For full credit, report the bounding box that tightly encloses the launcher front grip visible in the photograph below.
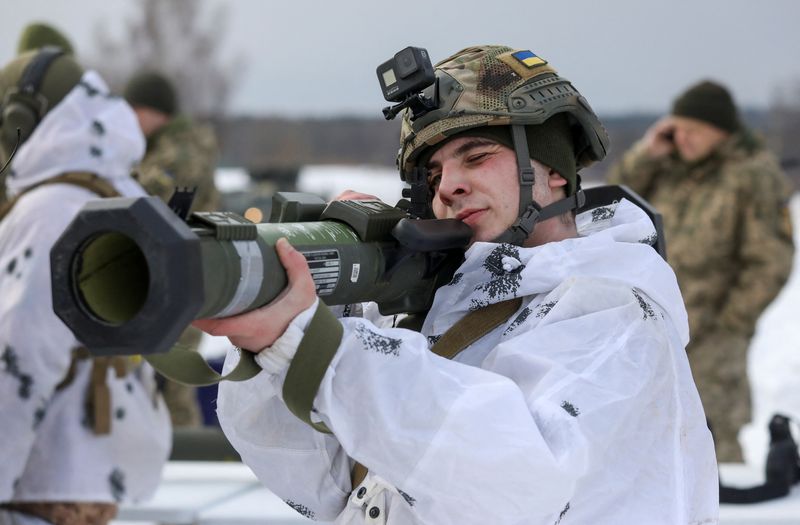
[50,196,471,356]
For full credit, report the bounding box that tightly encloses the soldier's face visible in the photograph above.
[672,116,730,163]
[131,106,170,137]
[426,136,562,245]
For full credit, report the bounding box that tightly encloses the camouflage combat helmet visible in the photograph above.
[398,45,610,245]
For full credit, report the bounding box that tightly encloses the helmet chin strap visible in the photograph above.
[492,125,585,246]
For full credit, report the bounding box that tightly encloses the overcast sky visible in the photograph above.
[2,0,799,118]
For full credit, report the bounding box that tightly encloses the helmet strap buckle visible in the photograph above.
[516,201,542,235]
[493,125,542,245]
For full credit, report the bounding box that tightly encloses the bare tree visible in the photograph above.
[88,0,245,117]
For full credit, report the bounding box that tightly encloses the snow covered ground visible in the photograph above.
[296,164,406,205]
[741,193,800,468]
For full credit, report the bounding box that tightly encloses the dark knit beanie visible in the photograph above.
[671,80,740,133]
[17,23,74,55]
[418,113,578,195]
[124,72,178,116]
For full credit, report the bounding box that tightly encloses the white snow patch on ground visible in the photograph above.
[296,164,406,205]
[741,192,800,468]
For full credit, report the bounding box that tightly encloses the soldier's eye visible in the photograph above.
[466,152,489,163]
[428,174,441,191]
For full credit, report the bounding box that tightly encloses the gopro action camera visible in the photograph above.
[377,46,435,103]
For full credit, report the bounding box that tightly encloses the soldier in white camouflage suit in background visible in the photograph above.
[0,48,170,525]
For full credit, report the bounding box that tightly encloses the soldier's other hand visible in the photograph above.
[333,190,382,202]
[192,238,316,352]
[643,117,676,159]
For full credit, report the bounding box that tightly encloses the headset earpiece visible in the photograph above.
[2,92,41,143]
[0,47,64,146]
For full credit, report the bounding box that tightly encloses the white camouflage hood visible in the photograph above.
[423,198,689,346]
[5,70,145,198]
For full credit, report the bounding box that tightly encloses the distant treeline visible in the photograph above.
[209,109,800,190]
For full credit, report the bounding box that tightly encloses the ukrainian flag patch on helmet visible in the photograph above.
[511,50,547,68]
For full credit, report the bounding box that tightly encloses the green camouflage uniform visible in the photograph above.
[607,131,794,461]
[136,115,219,427]
[136,114,220,212]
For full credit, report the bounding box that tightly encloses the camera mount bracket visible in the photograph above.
[382,78,439,121]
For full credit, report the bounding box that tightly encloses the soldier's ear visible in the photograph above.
[547,169,568,189]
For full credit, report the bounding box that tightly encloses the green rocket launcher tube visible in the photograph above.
[50,194,471,357]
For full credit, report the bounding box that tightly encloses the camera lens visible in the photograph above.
[395,48,418,78]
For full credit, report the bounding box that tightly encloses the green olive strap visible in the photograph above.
[430,297,523,359]
[350,296,524,488]
[282,302,343,434]
[145,345,261,387]
[0,171,118,221]
[145,303,344,389]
